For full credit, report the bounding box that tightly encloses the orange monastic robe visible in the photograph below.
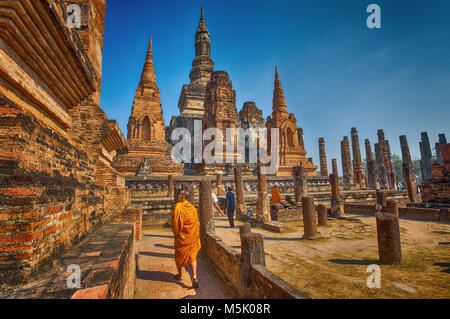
[171,200,201,269]
[271,187,282,204]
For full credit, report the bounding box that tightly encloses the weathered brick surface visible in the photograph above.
[0,223,136,299]
[0,0,127,285]
[250,265,309,299]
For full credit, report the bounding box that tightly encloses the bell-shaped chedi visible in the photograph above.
[265,67,317,176]
[112,36,183,176]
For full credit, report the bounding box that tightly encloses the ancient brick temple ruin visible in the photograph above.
[0,0,133,285]
[196,71,242,175]
[112,36,183,176]
[419,142,450,205]
[266,67,317,176]
[239,101,265,173]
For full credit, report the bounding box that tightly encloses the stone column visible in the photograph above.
[234,164,247,219]
[318,138,328,177]
[167,175,174,197]
[301,196,318,239]
[184,184,195,205]
[331,159,339,179]
[386,141,398,189]
[386,200,398,217]
[239,222,251,239]
[317,204,327,227]
[376,190,387,212]
[174,185,181,203]
[400,136,417,202]
[376,212,402,265]
[256,161,270,225]
[351,128,366,189]
[198,180,215,255]
[375,143,388,189]
[241,233,265,298]
[341,137,353,184]
[293,164,307,203]
[216,173,223,196]
[365,139,378,190]
[420,132,433,182]
[377,130,392,189]
[330,173,344,217]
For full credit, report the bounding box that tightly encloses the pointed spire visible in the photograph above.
[273,66,288,115]
[139,34,157,87]
[197,5,209,34]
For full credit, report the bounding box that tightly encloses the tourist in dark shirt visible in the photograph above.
[224,186,236,228]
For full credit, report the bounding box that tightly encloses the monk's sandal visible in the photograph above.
[192,278,199,288]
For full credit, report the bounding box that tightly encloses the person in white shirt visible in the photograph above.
[211,192,225,217]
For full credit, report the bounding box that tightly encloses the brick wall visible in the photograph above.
[0,223,137,299]
[0,95,110,283]
[250,265,309,299]
[203,232,242,297]
[202,231,310,299]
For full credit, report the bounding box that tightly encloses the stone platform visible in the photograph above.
[0,224,137,299]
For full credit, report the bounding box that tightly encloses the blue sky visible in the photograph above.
[100,0,449,172]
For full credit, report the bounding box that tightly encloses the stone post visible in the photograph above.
[174,185,181,204]
[239,222,251,240]
[241,233,265,298]
[376,212,402,265]
[351,128,366,189]
[318,138,328,177]
[317,204,327,227]
[301,197,318,239]
[386,200,399,217]
[256,161,270,225]
[419,132,433,182]
[216,173,223,196]
[376,190,387,212]
[386,141,398,189]
[341,137,353,184]
[184,184,195,205]
[365,139,378,190]
[293,164,307,203]
[375,143,388,189]
[198,180,215,255]
[330,173,344,217]
[167,175,174,197]
[234,164,247,219]
[331,158,339,179]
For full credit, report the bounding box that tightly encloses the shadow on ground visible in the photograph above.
[435,262,450,274]
[329,259,379,265]
[136,269,192,289]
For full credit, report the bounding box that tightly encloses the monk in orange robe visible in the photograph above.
[171,189,201,288]
[271,186,282,204]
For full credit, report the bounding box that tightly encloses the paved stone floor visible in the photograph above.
[134,228,227,299]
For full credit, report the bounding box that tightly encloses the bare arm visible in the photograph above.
[214,202,225,216]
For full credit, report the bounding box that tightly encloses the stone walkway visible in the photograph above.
[134,228,227,299]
